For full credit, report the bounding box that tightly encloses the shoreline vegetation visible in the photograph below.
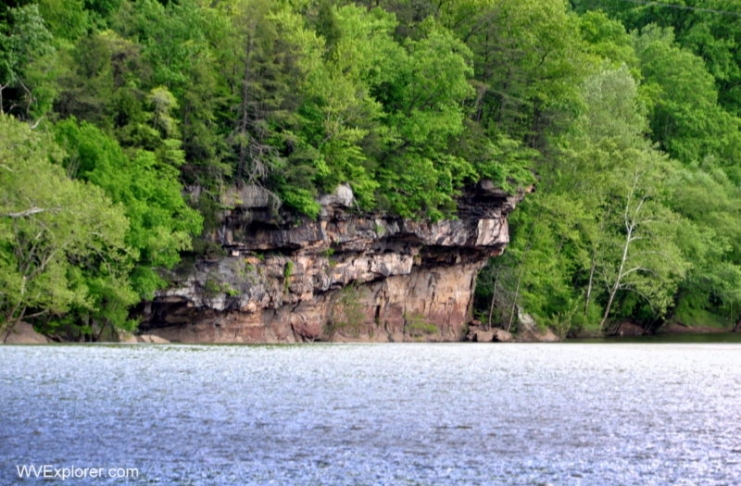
[2,1,741,342]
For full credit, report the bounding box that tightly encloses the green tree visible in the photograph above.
[119,0,231,184]
[445,0,588,144]
[54,118,203,298]
[299,3,394,207]
[596,158,688,330]
[665,163,741,327]
[38,0,90,41]
[54,29,144,132]
[633,25,733,165]
[572,0,741,116]
[480,66,691,334]
[373,19,477,218]
[0,4,55,118]
[0,115,135,339]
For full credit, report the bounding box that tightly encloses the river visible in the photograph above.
[1,343,740,485]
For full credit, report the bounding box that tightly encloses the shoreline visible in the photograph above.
[3,324,739,345]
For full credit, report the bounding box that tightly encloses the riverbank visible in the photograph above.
[5,328,740,345]
[3,318,737,345]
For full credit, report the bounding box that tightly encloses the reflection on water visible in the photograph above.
[579,332,741,344]
[1,343,740,485]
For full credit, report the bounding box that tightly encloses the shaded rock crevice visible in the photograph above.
[138,183,522,343]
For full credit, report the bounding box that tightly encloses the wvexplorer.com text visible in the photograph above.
[16,464,139,481]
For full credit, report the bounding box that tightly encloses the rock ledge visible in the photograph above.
[139,183,522,343]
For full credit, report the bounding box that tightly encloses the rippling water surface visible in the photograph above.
[1,343,741,485]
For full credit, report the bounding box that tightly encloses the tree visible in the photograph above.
[299,3,394,207]
[37,0,89,41]
[54,118,202,298]
[572,0,741,116]
[665,164,741,326]
[372,18,477,218]
[0,4,55,118]
[0,115,134,340]
[596,159,688,330]
[633,25,731,165]
[54,29,144,132]
[120,0,231,185]
[479,65,692,334]
[229,0,306,186]
[444,0,588,145]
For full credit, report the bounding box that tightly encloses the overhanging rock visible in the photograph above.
[138,182,523,343]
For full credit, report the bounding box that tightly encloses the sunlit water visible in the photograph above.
[1,343,740,485]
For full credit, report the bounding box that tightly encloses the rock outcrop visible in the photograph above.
[138,182,522,343]
[512,307,560,342]
[2,322,50,344]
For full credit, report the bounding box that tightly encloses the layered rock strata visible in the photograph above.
[139,183,521,343]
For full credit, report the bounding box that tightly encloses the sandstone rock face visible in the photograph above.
[139,183,521,343]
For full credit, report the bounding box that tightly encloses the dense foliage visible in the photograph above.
[1,0,740,337]
[478,0,741,335]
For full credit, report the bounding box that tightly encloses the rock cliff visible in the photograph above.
[138,182,521,343]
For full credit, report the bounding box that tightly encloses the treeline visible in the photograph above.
[477,0,741,334]
[1,0,740,338]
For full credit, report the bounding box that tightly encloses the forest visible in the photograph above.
[1,0,740,339]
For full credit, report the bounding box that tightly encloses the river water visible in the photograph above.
[1,343,740,485]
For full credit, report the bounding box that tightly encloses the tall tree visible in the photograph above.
[596,158,687,330]
[0,115,134,339]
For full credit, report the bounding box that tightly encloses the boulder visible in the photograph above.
[517,328,560,343]
[118,331,139,343]
[466,326,513,343]
[492,328,514,342]
[614,322,645,337]
[318,183,355,208]
[2,322,50,344]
